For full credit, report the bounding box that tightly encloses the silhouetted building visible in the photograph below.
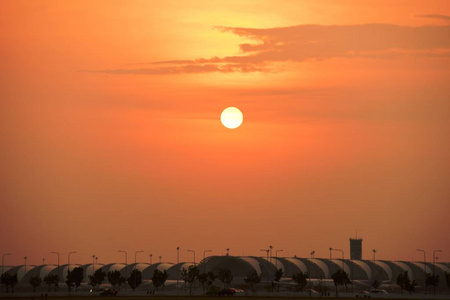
[350,238,362,260]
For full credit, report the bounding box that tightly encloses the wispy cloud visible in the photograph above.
[84,23,450,75]
[414,14,450,21]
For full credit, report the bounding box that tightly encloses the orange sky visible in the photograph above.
[1,0,449,266]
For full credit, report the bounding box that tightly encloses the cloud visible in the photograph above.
[414,14,450,21]
[84,23,450,75]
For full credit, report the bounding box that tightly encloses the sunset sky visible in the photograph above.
[1,0,449,266]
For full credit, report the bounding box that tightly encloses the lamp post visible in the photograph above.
[68,251,76,272]
[333,249,344,269]
[50,252,60,283]
[433,250,442,275]
[159,256,162,263]
[416,249,426,294]
[373,249,377,261]
[310,251,315,259]
[187,250,196,265]
[176,247,180,293]
[269,245,273,264]
[275,250,283,269]
[24,256,28,273]
[225,248,230,256]
[329,248,333,260]
[43,258,45,265]
[203,250,212,272]
[150,254,153,265]
[118,250,127,291]
[92,255,96,273]
[260,249,269,282]
[134,250,143,291]
[2,253,11,276]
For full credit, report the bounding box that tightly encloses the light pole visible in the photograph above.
[24,256,28,273]
[42,258,45,265]
[176,247,180,293]
[159,256,162,263]
[433,250,442,275]
[329,248,333,260]
[260,249,269,282]
[92,255,96,273]
[269,245,273,264]
[416,249,426,294]
[225,248,230,256]
[150,254,153,265]
[333,249,344,269]
[68,251,76,272]
[275,250,283,269]
[50,251,60,283]
[373,249,377,261]
[310,251,315,259]
[187,250,196,265]
[118,250,127,291]
[135,250,143,265]
[203,250,212,272]
[2,253,11,276]
[134,250,143,291]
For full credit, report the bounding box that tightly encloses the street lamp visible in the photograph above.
[159,256,162,263]
[203,250,212,272]
[269,245,273,263]
[225,248,230,256]
[329,248,333,260]
[187,250,196,265]
[432,250,442,275]
[24,256,28,273]
[2,253,11,276]
[119,250,128,291]
[373,249,377,261]
[310,251,315,259]
[68,251,77,272]
[275,250,283,269]
[134,250,143,291]
[92,255,96,273]
[50,252,60,283]
[42,258,45,265]
[333,249,344,269]
[416,249,426,274]
[260,249,269,282]
[176,247,180,293]
[150,254,153,265]
[135,250,143,265]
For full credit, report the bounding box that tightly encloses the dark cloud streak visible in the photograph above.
[83,23,450,75]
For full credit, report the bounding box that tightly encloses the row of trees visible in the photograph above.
[3,267,450,294]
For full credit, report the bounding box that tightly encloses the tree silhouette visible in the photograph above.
[197,273,208,295]
[151,269,168,291]
[425,273,439,294]
[218,268,233,288]
[66,267,84,291]
[88,268,106,291]
[186,265,200,295]
[206,271,217,291]
[127,269,142,291]
[274,268,283,292]
[43,274,59,292]
[292,272,308,292]
[445,272,450,292]
[29,275,42,292]
[331,269,351,296]
[107,270,126,291]
[180,268,189,291]
[244,269,262,292]
[1,273,18,293]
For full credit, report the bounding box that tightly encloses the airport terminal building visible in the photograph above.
[2,255,449,293]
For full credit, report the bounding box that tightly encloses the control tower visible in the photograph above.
[350,237,363,260]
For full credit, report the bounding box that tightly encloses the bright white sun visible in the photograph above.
[221,107,243,129]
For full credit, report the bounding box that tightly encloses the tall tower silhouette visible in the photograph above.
[350,236,363,260]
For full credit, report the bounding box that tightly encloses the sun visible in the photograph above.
[221,107,243,129]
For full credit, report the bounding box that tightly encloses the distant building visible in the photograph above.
[350,237,363,260]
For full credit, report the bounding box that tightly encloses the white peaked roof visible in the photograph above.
[372,260,392,281]
[350,260,371,279]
